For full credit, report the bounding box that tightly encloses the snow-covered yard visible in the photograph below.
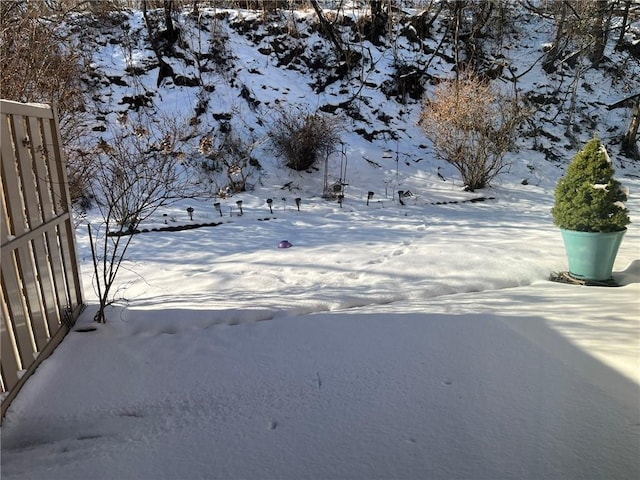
[1,172,638,479]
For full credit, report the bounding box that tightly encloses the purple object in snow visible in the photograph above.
[278,240,292,249]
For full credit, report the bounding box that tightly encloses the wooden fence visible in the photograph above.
[1,100,84,419]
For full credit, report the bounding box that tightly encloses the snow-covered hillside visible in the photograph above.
[74,4,639,197]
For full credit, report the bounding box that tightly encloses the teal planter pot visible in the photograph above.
[560,229,626,281]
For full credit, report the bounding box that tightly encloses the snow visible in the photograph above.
[2,6,639,480]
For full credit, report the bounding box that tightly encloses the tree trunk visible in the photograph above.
[616,0,632,48]
[164,0,177,44]
[367,0,388,45]
[542,1,567,73]
[622,100,640,159]
[309,0,345,60]
[588,0,608,66]
[142,0,175,86]
[142,0,148,26]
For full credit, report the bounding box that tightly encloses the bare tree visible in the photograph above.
[142,0,182,86]
[624,100,640,159]
[309,0,357,67]
[537,0,620,141]
[615,0,634,48]
[542,0,614,71]
[623,100,640,159]
[86,114,201,323]
[588,0,611,66]
[609,93,640,159]
[163,0,177,41]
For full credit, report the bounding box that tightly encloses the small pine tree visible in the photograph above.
[552,138,630,233]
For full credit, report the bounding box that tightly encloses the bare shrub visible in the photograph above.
[0,2,87,133]
[419,69,526,191]
[1,1,94,207]
[86,114,202,323]
[269,107,342,171]
[196,125,261,196]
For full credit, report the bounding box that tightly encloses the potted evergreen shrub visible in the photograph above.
[552,138,630,282]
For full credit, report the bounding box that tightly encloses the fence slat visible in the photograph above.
[24,116,61,335]
[1,114,25,238]
[43,115,69,215]
[1,253,35,366]
[28,116,56,221]
[13,114,44,231]
[1,156,12,244]
[1,297,21,391]
[50,107,83,308]
[15,243,50,351]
